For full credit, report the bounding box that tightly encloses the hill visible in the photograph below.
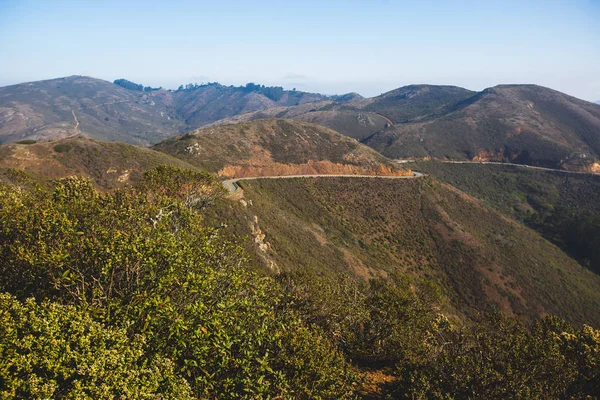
[357,84,476,123]
[153,119,409,178]
[0,76,335,146]
[365,85,600,171]
[0,76,187,146]
[210,84,475,141]
[204,176,600,326]
[0,137,200,189]
[211,84,600,172]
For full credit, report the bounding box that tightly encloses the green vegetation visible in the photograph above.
[0,167,357,398]
[1,165,600,398]
[278,270,600,399]
[14,139,37,144]
[390,314,600,399]
[113,78,160,92]
[53,143,72,153]
[414,161,600,273]
[0,294,191,399]
[205,177,600,326]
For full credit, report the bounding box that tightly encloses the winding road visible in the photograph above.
[222,172,425,198]
[394,159,599,176]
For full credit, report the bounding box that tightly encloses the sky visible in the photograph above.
[0,0,599,100]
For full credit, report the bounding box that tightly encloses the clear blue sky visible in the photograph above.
[1,0,598,100]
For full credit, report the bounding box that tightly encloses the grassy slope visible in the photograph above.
[412,161,600,272]
[153,118,403,177]
[0,137,200,189]
[204,176,600,327]
[412,161,600,216]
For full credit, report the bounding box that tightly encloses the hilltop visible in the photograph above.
[0,137,200,189]
[0,76,187,145]
[153,118,408,178]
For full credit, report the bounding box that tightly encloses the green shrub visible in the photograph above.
[0,293,191,399]
[14,139,37,145]
[53,143,72,153]
[0,167,358,398]
[391,314,600,399]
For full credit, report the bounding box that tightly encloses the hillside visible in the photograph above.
[412,160,600,273]
[210,84,475,141]
[365,85,600,171]
[0,76,187,146]
[0,137,200,189]
[210,84,600,172]
[357,84,476,123]
[0,76,334,146]
[205,176,600,327]
[153,119,409,178]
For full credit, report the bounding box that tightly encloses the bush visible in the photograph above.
[391,314,600,399]
[0,167,358,398]
[0,293,191,399]
[53,143,72,153]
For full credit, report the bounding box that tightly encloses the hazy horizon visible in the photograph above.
[1,0,598,101]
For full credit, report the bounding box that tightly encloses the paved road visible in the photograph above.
[393,159,599,176]
[222,172,425,197]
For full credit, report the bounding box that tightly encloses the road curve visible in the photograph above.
[222,172,425,197]
[394,159,599,176]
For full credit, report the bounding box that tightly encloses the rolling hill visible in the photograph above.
[211,84,600,172]
[210,84,475,141]
[0,76,186,145]
[364,85,600,171]
[0,76,336,146]
[153,118,409,178]
[0,137,200,189]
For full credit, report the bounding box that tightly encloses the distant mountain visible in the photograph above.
[2,77,599,172]
[215,84,600,172]
[595,100,600,105]
[211,84,474,141]
[357,84,476,123]
[0,137,199,189]
[364,85,600,171]
[0,76,187,146]
[153,119,407,178]
[0,76,339,146]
